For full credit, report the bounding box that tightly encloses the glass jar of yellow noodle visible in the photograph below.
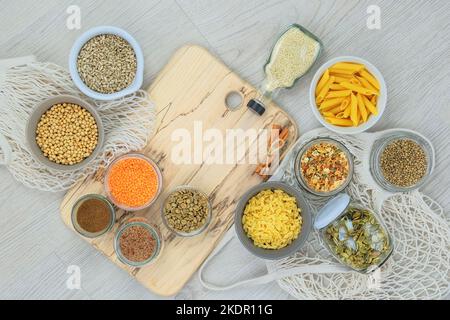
[247,24,323,115]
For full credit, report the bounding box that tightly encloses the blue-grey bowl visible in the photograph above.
[235,181,312,260]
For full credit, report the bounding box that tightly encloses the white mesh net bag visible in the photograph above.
[0,56,155,192]
[199,128,450,300]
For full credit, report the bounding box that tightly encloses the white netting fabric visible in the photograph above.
[266,127,450,300]
[198,127,449,300]
[0,58,155,192]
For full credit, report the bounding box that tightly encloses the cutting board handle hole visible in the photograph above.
[225,91,243,111]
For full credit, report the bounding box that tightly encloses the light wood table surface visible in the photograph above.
[0,0,449,299]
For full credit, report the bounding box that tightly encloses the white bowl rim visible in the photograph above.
[309,56,387,135]
[69,26,144,101]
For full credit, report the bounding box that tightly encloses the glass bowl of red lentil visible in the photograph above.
[71,194,116,238]
[369,130,435,193]
[104,153,163,211]
[293,138,354,197]
[160,185,212,237]
[114,218,162,267]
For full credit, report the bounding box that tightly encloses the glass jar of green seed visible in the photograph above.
[314,194,393,273]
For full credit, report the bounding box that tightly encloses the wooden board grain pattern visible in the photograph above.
[60,45,298,296]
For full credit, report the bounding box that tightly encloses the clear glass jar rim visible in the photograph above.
[294,137,354,197]
[369,130,435,192]
[114,221,162,267]
[160,185,212,237]
[104,153,163,211]
[71,193,116,238]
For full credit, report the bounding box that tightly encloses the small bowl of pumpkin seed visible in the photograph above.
[26,95,104,171]
[161,186,212,237]
[69,26,144,101]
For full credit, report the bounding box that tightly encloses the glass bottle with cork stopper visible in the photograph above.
[247,24,323,115]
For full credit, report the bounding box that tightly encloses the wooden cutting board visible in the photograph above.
[60,45,298,296]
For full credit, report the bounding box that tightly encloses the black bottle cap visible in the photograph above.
[247,99,266,116]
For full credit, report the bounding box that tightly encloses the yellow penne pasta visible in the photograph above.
[332,62,364,72]
[331,73,353,80]
[325,90,352,98]
[343,105,351,118]
[349,77,361,85]
[341,82,378,96]
[371,95,377,105]
[339,96,350,111]
[330,83,346,90]
[319,97,345,110]
[316,76,335,104]
[329,67,355,75]
[321,111,335,117]
[334,76,350,83]
[325,117,354,127]
[328,105,343,115]
[316,61,381,128]
[363,95,378,115]
[360,69,380,90]
[356,76,378,92]
[350,94,358,126]
[315,69,330,95]
[356,93,368,122]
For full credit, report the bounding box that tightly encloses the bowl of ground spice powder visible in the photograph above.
[105,153,162,211]
[114,218,162,267]
[71,194,115,238]
[370,130,435,192]
[69,26,144,100]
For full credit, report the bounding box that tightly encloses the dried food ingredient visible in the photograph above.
[300,141,350,193]
[265,27,321,91]
[107,157,159,208]
[75,197,111,233]
[35,103,98,165]
[164,188,209,233]
[380,139,427,187]
[324,207,391,271]
[77,34,137,94]
[242,189,302,250]
[119,225,156,262]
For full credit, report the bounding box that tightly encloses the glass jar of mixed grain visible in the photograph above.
[114,217,163,267]
[293,138,354,196]
[314,194,393,273]
[370,130,435,192]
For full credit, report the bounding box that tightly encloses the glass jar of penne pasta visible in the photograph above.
[247,24,323,115]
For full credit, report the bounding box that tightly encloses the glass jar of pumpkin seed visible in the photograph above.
[314,193,393,273]
[247,24,323,115]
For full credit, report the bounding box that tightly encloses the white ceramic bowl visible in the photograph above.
[69,26,144,101]
[309,56,387,134]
